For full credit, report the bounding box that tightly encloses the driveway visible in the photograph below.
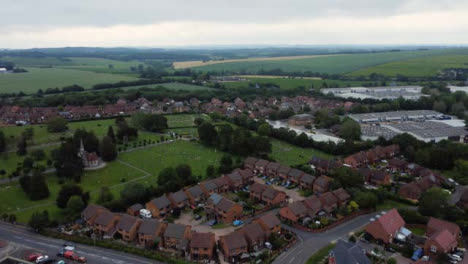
[253,177,305,202]
[175,211,238,239]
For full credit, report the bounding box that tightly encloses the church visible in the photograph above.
[78,140,101,168]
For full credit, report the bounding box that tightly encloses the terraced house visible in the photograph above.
[146,195,172,218]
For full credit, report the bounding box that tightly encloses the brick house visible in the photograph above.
[299,174,316,189]
[255,159,270,174]
[359,168,373,183]
[249,183,267,201]
[265,162,281,178]
[332,188,351,206]
[303,195,323,218]
[344,152,367,168]
[279,201,308,223]
[138,219,166,247]
[185,185,205,205]
[93,211,121,237]
[163,223,191,251]
[244,157,258,170]
[116,214,141,242]
[127,203,143,216]
[388,158,407,172]
[213,198,243,224]
[241,223,266,251]
[288,168,304,184]
[225,171,243,191]
[398,182,423,201]
[365,209,405,244]
[254,213,281,236]
[82,204,109,226]
[190,232,215,261]
[370,171,391,185]
[200,180,218,195]
[277,165,292,181]
[261,187,287,207]
[319,192,339,213]
[238,168,254,184]
[168,190,189,209]
[146,195,172,218]
[426,217,461,238]
[424,230,458,255]
[219,232,248,262]
[313,175,332,194]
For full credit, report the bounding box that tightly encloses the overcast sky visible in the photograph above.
[2,0,468,49]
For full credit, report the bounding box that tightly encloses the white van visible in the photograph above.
[139,209,152,219]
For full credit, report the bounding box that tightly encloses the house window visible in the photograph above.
[430,245,437,253]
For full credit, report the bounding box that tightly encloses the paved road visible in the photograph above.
[273,212,380,264]
[0,222,163,264]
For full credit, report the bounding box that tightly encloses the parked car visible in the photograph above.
[36,255,49,263]
[385,247,396,253]
[27,253,42,261]
[55,261,66,264]
[411,248,423,261]
[208,219,217,226]
[139,209,152,219]
[233,220,244,226]
[449,254,462,262]
[194,214,202,220]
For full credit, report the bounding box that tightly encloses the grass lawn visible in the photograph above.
[376,199,413,211]
[270,139,332,166]
[306,243,335,264]
[409,227,426,236]
[0,67,139,94]
[0,145,57,178]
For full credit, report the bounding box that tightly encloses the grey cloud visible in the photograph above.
[2,0,465,28]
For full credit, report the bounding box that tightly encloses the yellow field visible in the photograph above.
[173,54,336,69]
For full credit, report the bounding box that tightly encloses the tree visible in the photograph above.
[30,149,46,161]
[22,127,34,141]
[157,167,179,192]
[28,170,50,201]
[131,113,168,132]
[107,126,116,143]
[176,164,192,180]
[23,156,35,174]
[100,136,117,161]
[97,186,114,204]
[28,210,50,232]
[47,117,68,132]
[53,139,83,182]
[17,136,27,156]
[219,154,233,173]
[355,191,378,209]
[0,130,5,153]
[198,122,218,146]
[67,195,85,218]
[333,167,363,188]
[257,123,271,137]
[419,187,450,217]
[206,165,216,178]
[56,184,86,209]
[339,119,361,141]
[120,182,146,205]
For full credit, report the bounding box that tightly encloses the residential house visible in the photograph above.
[299,174,316,189]
[190,232,216,261]
[213,176,230,193]
[127,203,143,216]
[398,182,423,201]
[288,114,313,126]
[370,171,391,185]
[82,204,109,226]
[319,192,339,213]
[146,195,172,218]
[168,190,189,209]
[244,157,258,170]
[163,223,191,252]
[255,213,281,236]
[310,157,341,174]
[250,183,267,201]
[344,152,367,168]
[185,185,205,205]
[426,217,461,238]
[219,232,248,262]
[388,158,407,172]
[314,175,332,194]
[200,180,218,195]
[255,159,270,174]
[304,195,323,218]
[138,219,166,247]
[261,187,287,207]
[116,214,141,242]
[225,171,243,191]
[359,168,373,183]
[279,201,308,223]
[93,211,121,238]
[277,165,292,181]
[365,209,405,244]
[265,162,281,178]
[241,223,267,251]
[288,168,304,184]
[213,198,243,224]
[424,230,458,255]
[332,188,351,206]
[328,240,371,264]
[238,168,254,184]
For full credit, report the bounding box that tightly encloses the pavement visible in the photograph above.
[0,222,163,264]
[450,185,467,205]
[273,211,381,264]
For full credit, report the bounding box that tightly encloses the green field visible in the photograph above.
[270,139,332,166]
[223,77,365,90]
[0,67,139,94]
[190,49,468,75]
[348,54,468,77]
[119,82,213,91]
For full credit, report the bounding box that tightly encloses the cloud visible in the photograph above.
[1,0,467,48]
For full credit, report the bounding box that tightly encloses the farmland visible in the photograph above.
[0,67,139,94]
[348,54,468,77]
[222,77,365,90]
[188,49,468,75]
[118,82,213,91]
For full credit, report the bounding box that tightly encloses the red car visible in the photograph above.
[27,253,42,261]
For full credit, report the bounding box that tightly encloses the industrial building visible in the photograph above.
[321,86,425,100]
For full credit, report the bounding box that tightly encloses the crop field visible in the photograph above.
[348,54,468,77]
[223,77,365,90]
[188,49,468,74]
[0,67,139,94]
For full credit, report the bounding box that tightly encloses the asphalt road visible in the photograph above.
[273,211,380,264]
[0,222,163,264]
